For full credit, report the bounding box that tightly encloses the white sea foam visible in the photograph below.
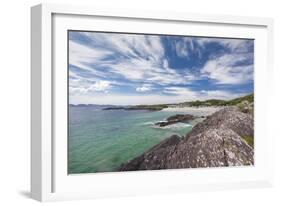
[141,121,155,126]
[152,122,192,129]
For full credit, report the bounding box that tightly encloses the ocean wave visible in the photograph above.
[152,122,192,129]
[140,121,155,126]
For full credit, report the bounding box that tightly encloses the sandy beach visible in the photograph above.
[162,106,225,116]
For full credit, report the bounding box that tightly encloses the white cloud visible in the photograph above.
[197,38,252,53]
[175,41,189,57]
[201,54,253,84]
[69,88,246,105]
[80,32,165,64]
[197,37,253,85]
[164,87,197,96]
[199,90,245,100]
[70,80,111,96]
[164,86,246,101]
[89,81,111,92]
[69,32,197,89]
[69,41,111,78]
[136,87,150,92]
[136,84,154,92]
[173,37,195,58]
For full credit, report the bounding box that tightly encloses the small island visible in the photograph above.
[102,104,169,111]
[155,114,195,127]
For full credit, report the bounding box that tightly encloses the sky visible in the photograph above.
[68,31,254,105]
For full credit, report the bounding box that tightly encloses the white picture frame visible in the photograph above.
[31,3,274,202]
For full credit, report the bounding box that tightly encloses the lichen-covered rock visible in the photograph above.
[119,107,254,171]
[237,100,254,114]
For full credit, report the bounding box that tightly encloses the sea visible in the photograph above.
[68,106,201,174]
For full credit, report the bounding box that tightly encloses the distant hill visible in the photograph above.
[71,93,254,111]
[226,93,254,105]
[103,104,169,111]
[179,93,254,107]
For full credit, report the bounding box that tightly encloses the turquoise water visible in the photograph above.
[68,107,196,174]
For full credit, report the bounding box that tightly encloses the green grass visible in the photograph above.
[179,93,254,107]
[241,135,254,147]
[226,94,254,106]
[116,93,254,111]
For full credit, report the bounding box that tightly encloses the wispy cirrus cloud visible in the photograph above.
[196,37,253,53]
[69,32,196,88]
[69,41,112,78]
[163,86,245,101]
[68,31,254,105]
[201,53,253,84]
[199,38,253,84]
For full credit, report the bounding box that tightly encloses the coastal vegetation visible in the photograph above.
[125,104,169,111]
[179,93,254,107]
[100,93,254,111]
[102,104,168,111]
[241,135,254,147]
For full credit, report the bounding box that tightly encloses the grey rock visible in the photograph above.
[119,107,254,171]
[155,114,194,127]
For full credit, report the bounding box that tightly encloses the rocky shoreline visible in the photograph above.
[119,106,254,171]
[155,114,195,127]
[102,94,254,113]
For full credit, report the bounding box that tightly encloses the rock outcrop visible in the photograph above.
[155,114,194,127]
[119,107,254,171]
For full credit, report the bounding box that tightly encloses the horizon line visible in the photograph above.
[69,92,253,106]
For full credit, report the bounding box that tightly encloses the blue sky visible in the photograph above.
[69,31,254,105]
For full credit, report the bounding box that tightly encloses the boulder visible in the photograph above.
[119,107,254,171]
[155,114,194,127]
